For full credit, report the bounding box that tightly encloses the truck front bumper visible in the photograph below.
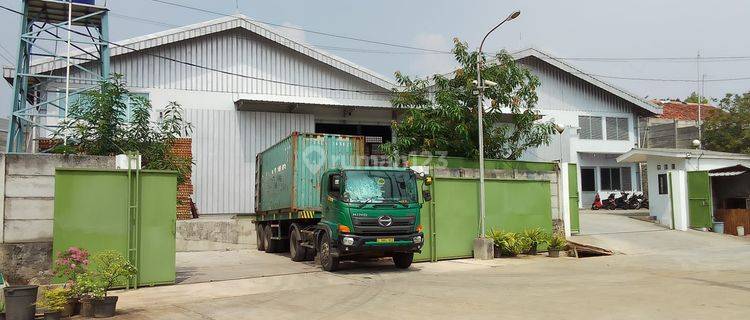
[337,232,424,255]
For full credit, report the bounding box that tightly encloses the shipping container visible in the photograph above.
[255,132,365,213]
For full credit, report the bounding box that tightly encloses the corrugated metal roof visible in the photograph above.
[512,48,662,115]
[3,14,396,91]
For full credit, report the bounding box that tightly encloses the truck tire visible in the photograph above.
[392,252,414,269]
[289,225,309,262]
[256,223,266,251]
[318,232,339,271]
[264,224,281,253]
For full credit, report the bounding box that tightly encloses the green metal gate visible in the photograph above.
[568,163,580,234]
[417,177,553,261]
[53,169,177,287]
[687,171,713,229]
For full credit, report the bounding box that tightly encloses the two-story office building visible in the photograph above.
[513,49,662,207]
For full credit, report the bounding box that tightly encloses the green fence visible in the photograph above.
[53,168,177,287]
[416,176,553,262]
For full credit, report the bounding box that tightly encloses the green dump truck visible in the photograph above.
[254,132,427,271]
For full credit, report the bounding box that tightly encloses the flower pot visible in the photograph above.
[0,312,6,320]
[92,296,118,318]
[61,298,78,317]
[44,311,62,320]
[493,245,502,258]
[3,285,38,320]
[528,245,538,256]
[80,298,95,317]
[548,249,560,258]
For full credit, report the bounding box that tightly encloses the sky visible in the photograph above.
[1,0,749,117]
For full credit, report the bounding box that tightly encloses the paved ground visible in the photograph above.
[111,213,750,319]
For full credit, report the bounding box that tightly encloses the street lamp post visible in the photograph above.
[476,10,521,242]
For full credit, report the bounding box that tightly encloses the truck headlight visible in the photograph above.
[342,237,355,246]
[413,236,422,243]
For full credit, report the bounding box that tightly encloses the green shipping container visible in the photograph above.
[256,132,365,213]
[53,168,177,287]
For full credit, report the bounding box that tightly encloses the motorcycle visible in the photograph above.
[627,194,644,210]
[591,193,603,210]
[614,192,630,210]
[601,193,617,210]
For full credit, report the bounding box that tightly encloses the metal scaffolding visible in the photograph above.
[7,0,109,152]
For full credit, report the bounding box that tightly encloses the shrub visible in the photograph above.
[53,247,90,286]
[72,272,105,299]
[91,250,138,296]
[549,234,567,251]
[488,229,531,257]
[522,228,549,254]
[38,287,71,312]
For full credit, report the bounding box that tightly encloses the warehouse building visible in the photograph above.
[4,14,398,215]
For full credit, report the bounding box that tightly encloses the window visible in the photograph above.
[600,167,631,191]
[124,93,149,122]
[581,168,596,192]
[606,117,629,140]
[658,174,669,194]
[579,116,603,140]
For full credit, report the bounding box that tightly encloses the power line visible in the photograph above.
[146,0,451,54]
[0,4,395,95]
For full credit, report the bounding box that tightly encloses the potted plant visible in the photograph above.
[38,287,70,320]
[1,300,5,320]
[522,228,548,255]
[488,229,530,258]
[53,247,89,317]
[487,228,505,258]
[83,250,138,318]
[548,234,567,258]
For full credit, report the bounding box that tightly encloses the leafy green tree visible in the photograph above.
[53,74,193,183]
[703,92,750,154]
[383,38,555,160]
[684,91,709,104]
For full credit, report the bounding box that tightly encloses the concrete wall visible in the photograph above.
[0,153,115,243]
[175,216,256,252]
[0,153,115,285]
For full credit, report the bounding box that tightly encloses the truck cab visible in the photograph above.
[313,167,424,270]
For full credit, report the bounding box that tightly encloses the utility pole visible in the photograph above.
[696,52,703,149]
[473,10,520,260]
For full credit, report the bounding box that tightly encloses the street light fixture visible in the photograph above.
[476,11,521,245]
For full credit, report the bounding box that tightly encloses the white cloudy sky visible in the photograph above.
[1,0,749,116]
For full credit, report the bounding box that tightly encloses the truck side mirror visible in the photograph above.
[422,190,432,202]
[331,174,341,192]
[424,176,433,186]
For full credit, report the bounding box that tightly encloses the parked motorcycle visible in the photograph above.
[627,194,644,210]
[591,193,603,210]
[601,193,617,210]
[614,192,630,210]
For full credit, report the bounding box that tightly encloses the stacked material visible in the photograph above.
[171,138,194,220]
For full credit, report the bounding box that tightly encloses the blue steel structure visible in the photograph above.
[7,0,109,152]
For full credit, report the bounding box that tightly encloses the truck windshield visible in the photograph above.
[343,170,417,203]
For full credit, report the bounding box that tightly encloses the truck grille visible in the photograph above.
[352,216,415,234]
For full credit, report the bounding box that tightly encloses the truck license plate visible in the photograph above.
[376,237,394,243]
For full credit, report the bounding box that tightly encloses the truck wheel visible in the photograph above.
[289,225,309,262]
[392,252,414,269]
[318,232,339,271]
[264,224,281,253]
[256,223,266,251]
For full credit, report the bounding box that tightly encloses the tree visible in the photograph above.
[53,74,193,183]
[684,91,709,104]
[382,39,555,160]
[702,91,750,154]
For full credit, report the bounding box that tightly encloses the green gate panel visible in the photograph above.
[687,171,713,228]
[484,180,553,235]
[136,172,177,286]
[568,163,580,233]
[433,179,479,260]
[53,169,176,287]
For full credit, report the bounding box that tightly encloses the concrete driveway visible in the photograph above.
[109,213,750,320]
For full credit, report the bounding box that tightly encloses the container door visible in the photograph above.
[687,171,713,229]
[568,164,580,234]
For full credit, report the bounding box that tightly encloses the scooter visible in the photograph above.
[614,192,630,210]
[601,193,617,210]
[591,193,603,210]
[627,194,644,210]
